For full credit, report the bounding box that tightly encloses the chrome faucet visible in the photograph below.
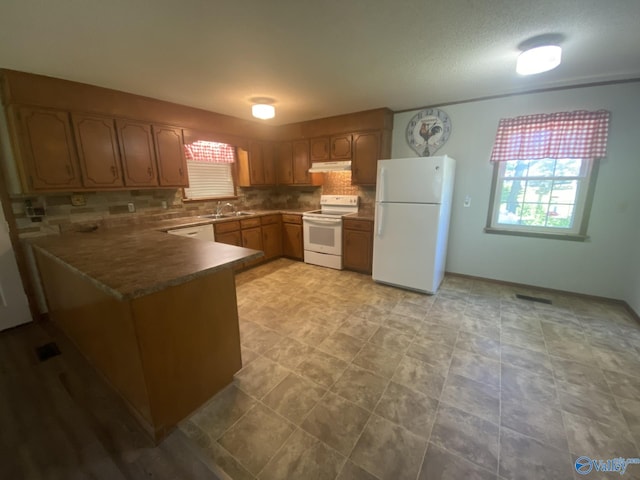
[215,201,236,217]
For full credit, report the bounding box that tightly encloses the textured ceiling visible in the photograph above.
[1,0,639,125]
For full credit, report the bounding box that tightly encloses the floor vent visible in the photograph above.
[35,342,61,362]
[515,294,552,305]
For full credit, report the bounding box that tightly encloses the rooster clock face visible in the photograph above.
[406,108,451,157]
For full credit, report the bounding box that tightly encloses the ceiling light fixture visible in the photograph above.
[516,45,562,75]
[251,98,275,120]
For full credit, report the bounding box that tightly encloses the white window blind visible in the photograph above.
[183,161,234,200]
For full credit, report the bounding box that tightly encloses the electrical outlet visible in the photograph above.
[161,201,168,209]
[464,195,471,208]
[70,194,86,206]
[127,202,135,213]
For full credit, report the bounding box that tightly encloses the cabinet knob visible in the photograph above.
[147,167,153,176]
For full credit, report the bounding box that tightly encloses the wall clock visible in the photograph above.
[406,108,451,157]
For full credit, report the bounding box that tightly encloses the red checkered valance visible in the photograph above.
[184,141,235,163]
[490,110,610,162]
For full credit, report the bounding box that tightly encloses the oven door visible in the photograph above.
[303,216,342,255]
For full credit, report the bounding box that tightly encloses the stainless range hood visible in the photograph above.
[308,160,351,173]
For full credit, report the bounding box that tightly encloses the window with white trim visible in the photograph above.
[182,141,236,200]
[489,158,594,235]
[486,110,610,239]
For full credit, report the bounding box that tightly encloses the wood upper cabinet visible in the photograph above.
[116,119,158,187]
[309,134,352,161]
[281,214,303,260]
[310,137,330,162]
[277,141,321,186]
[292,140,311,185]
[71,113,124,189]
[331,134,352,159]
[351,131,388,185]
[17,107,82,191]
[343,218,373,274]
[242,140,275,186]
[153,125,188,187]
[276,141,293,184]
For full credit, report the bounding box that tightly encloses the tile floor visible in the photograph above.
[180,259,640,480]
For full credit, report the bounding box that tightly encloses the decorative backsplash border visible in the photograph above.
[11,172,375,238]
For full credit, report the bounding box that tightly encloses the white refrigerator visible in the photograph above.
[372,156,456,294]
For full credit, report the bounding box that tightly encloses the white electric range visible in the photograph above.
[302,195,359,270]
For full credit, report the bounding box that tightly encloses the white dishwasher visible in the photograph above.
[167,224,215,241]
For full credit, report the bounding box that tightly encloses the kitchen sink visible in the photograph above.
[199,211,254,219]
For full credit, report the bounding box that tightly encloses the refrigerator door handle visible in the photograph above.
[378,167,387,202]
[376,204,384,237]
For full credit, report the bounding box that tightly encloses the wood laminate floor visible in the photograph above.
[0,318,222,480]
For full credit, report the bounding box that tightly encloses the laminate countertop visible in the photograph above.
[29,225,262,301]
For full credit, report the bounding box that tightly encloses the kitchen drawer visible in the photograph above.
[214,220,240,234]
[343,218,373,232]
[261,214,281,225]
[240,217,261,229]
[281,214,302,224]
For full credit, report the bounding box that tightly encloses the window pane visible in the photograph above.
[523,180,553,203]
[555,159,583,177]
[550,180,578,204]
[498,202,521,224]
[520,203,549,226]
[527,158,556,177]
[503,160,529,178]
[547,204,574,228]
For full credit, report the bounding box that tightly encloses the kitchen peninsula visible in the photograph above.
[29,225,261,442]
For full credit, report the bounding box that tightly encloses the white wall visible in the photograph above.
[392,82,640,305]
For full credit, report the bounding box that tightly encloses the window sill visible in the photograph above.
[484,227,589,242]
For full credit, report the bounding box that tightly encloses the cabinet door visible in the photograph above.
[242,226,264,267]
[246,141,276,186]
[282,223,303,260]
[18,107,82,191]
[292,140,311,185]
[310,137,330,162]
[351,131,381,185]
[343,229,373,274]
[116,120,158,187]
[276,142,293,185]
[262,142,276,185]
[72,113,123,189]
[261,223,282,260]
[154,125,188,187]
[331,134,352,159]
[216,230,242,246]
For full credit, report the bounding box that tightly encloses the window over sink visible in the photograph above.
[182,141,237,200]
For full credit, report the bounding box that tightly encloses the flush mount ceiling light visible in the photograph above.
[250,98,275,120]
[516,34,564,76]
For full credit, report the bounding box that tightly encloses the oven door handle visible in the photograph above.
[303,217,342,226]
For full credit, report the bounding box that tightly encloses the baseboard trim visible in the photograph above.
[444,271,640,323]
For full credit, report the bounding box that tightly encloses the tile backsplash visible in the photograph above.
[11,172,374,238]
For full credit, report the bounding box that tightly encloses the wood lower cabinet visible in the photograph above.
[241,218,263,268]
[17,107,83,191]
[282,214,303,260]
[343,218,373,274]
[72,113,124,189]
[261,215,282,261]
[154,125,188,187]
[116,119,158,187]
